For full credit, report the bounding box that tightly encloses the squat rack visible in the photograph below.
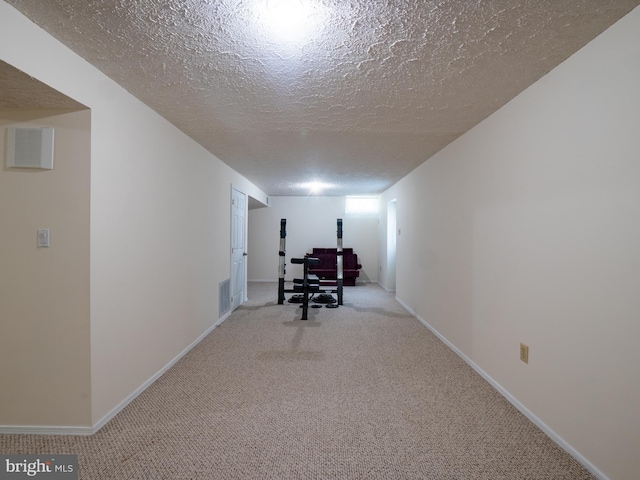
[277,218,344,318]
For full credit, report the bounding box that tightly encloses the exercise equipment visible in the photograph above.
[336,218,344,305]
[313,294,337,304]
[278,218,287,305]
[290,256,320,320]
[277,218,345,320]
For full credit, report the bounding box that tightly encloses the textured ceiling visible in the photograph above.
[0,61,85,109]
[4,0,639,195]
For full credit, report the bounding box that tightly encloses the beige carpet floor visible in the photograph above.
[1,282,595,479]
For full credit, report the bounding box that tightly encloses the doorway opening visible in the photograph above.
[387,199,397,292]
[231,187,247,310]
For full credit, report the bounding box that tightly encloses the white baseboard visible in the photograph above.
[215,310,232,328]
[376,281,396,292]
[0,425,93,435]
[395,297,609,480]
[0,313,230,436]
[91,313,230,434]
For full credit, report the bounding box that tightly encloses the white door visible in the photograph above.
[231,188,247,310]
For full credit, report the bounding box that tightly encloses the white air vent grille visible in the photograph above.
[7,127,55,169]
[219,278,231,317]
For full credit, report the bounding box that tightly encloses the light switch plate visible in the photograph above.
[37,229,50,247]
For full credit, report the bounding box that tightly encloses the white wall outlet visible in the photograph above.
[520,343,529,364]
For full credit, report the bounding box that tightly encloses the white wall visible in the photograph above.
[377,198,399,292]
[248,196,378,284]
[0,109,91,427]
[0,2,267,429]
[380,7,640,480]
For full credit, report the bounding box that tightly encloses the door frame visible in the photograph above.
[386,199,397,292]
[231,186,248,310]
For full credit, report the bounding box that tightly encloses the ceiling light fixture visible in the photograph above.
[267,0,304,23]
[260,0,317,44]
[300,181,332,194]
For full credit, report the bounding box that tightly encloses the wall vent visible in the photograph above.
[7,127,55,169]
[219,278,231,317]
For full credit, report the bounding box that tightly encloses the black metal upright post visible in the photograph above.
[291,256,319,320]
[277,218,286,304]
[336,218,344,305]
[301,258,310,320]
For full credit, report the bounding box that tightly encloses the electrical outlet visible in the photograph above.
[520,343,529,364]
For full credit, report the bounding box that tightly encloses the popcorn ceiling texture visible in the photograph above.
[0,61,86,109]
[4,0,639,195]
